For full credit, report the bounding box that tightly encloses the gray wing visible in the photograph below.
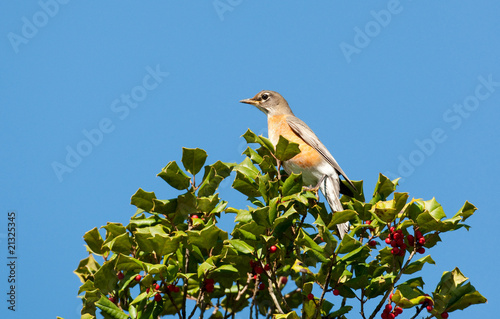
[286,115,356,191]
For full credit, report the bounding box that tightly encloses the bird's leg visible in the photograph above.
[303,175,327,199]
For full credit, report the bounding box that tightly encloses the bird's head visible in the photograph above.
[240,90,293,116]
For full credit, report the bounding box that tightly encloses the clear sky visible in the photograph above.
[1,1,499,318]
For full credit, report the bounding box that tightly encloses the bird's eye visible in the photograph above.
[261,93,269,101]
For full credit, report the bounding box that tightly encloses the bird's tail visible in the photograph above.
[319,175,349,239]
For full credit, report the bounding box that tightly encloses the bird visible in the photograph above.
[240,90,356,238]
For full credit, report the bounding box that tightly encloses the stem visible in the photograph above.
[266,276,285,314]
[409,304,426,319]
[166,291,183,319]
[359,289,367,319]
[368,249,417,319]
[313,259,335,319]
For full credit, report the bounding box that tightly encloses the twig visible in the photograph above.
[409,304,426,319]
[368,249,417,319]
[359,289,367,319]
[266,276,285,314]
[187,290,204,319]
[313,259,335,319]
[166,291,183,319]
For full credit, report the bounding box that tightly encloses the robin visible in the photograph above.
[240,90,356,238]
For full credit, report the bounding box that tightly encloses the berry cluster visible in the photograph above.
[384,227,428,255]
[385,227,407,256]
[407,229,426,254]
[381,303,403,319]
[111,272,181,304]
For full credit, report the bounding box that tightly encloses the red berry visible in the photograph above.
[389,293,394,300]
[390,227,395,233]
[391,247,400,255]
[395,306,403,314]
[269,245,278,253]
[173,286,180,293]
[333,289,340,296]
[205,278,215,286]
[419,237,426,245]
[154,293,162,302]
[249,260,256,268]
[167,284,175,292]
[366,220,372,225]
[255,266,264,274]
[415,230,422,238]
[307,293,314,300]
[393,233,402,240]
[400,243,407,250]
[154,283,160,290]
[381,313,389,319]
[205,283,215,293]
[441,312,449,318]
[135,274,142,282]
[388,313,395,319]
[146,287,150,293]
[390,240,397,247]
[417,247,426,254]
[280,276,288,285]
[398,249,405,256]
[264,264,271,271]
[426,305,433,312]
[396,239,405,246]
[369,240,377,247]
[407,234,414,244]
[191,215,199,219]
[253,274,258,280]
[258,283,266,290]
[108,296,116,303]
[117,272,124,280]
[385,238,391,244]
[385,304,393,311]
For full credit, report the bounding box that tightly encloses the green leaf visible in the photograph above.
[337,233,362,254]
[130,188,156,212]
[197,194,220,213]
[182,147,208,175]
[198,167,224,197]
[329,306,352,318]
[157,161,191,190]
[242,129,275,152]
[152,198,178,215]
[103,232,131,255]
[251,206,271,228]
[371,173,398,202]
[372,200,399,223]
[273,311,300,319]
[95,296,129,319]
[176,191,198,217]
[232,171,260,197]
[83,227,106,255]
[403,255,436,274]
[93,261,118,295]
[187,224,223,250]
[228,239,254,254]
[328,209,357,230]
[115,254,144,271]
[275,135,301,162]
[282,172,303,196]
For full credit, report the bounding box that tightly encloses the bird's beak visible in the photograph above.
[240,98,259,105]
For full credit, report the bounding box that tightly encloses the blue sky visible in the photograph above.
[1,1,499,318]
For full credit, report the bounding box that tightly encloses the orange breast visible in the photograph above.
[268,115,323,168]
